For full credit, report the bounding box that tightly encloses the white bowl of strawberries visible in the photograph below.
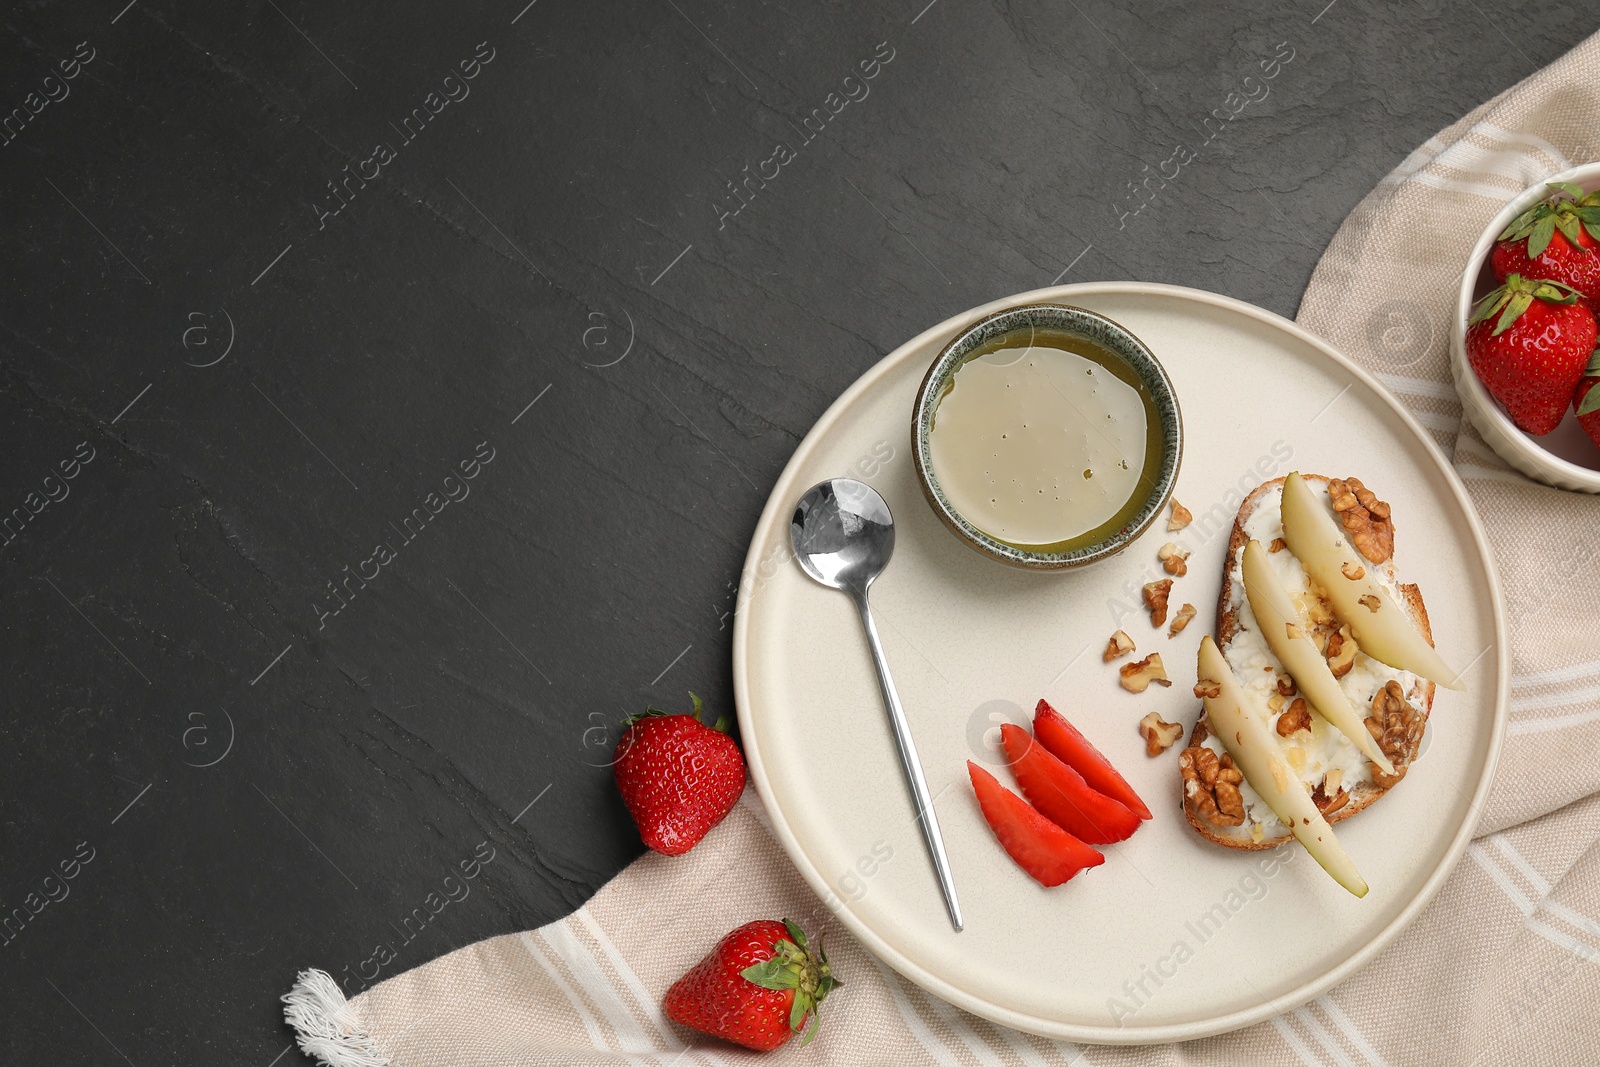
[1452,164,1600,494]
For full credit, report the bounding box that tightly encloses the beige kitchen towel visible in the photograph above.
[284,30,1600,1067]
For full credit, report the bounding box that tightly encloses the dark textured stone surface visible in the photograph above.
[1,0,1593,1061]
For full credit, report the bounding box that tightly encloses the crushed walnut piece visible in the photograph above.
[1139,712,1184,756]
[1326,624,1357,678]
[1193,678,1222,699]
[1120,653,1171,693]
[1276,676,1297,697]
[1143,579,1173,627]
[1341,561,1366,581]
[1366,680,1423,789]
[1358,594,1381,612]
[1168,602,1197,636]
[1167,499,1193,531]
[1268,692,1286,713]
[1158,542,1190,577]
[1329,477,1394,564]
[1269,537,1288,553]
[1311,773,1350,816]
[1180,745,1246,826]
[1104,629,1136,662]
[1275,697,1312,737]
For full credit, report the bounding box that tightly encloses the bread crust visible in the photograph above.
[1180,475,1437,850]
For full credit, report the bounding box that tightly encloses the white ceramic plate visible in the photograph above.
[732,282,1507,1045]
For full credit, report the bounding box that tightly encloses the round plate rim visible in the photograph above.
[731,280,1509,1045]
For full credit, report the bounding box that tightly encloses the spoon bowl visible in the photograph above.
[790,478,896,591]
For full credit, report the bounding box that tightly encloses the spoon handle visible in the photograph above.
[852,590,963,932]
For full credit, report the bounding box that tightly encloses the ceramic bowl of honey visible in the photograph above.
[911,303,1183,570]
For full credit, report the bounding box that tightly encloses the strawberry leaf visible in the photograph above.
[1493,291,1534,336]
[783,918,808,951]
[628,692,714,728]
[1469,286,1514,326]
[741,959,800,990]
[1557,214,1586,251]
[1530,280,1582,304]
[1585,350,1600,377]
[1500,203,1546,240]
[1529,215,1557,259]
[788,993,808,1034]
[1549,181,1586,200]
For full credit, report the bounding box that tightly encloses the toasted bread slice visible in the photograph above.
[1179,475,1436,850]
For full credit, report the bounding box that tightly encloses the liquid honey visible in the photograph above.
[928,327,1161,551]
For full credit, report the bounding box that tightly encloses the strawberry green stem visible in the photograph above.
[740,919,840,1045]
[1469,273,1583,337]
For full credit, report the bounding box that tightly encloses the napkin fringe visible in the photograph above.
[282,968,389,1067]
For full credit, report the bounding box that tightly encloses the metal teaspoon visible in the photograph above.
[790,478,963,932]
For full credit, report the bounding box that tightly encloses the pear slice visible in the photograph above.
[1279,472,1464,691]
[1197,635,1368,898]
[1241,539,1395,775]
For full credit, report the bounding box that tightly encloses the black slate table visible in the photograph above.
[3,1,1595,1062]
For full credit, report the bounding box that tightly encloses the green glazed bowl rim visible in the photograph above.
[910,302,1184,570]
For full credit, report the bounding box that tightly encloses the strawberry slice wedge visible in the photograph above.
[1033,699,1153,821]
[967,762,1103,887]
[1000,724,1141,844]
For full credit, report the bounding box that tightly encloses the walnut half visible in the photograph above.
[1366,680,1423,789]
[1180,745,1246,826]
[1143,579,1173,628]
[1138,712,1183,756]
[1329,477,1394,564]
[1119,653,1172,693]
[1158,542,1190,577]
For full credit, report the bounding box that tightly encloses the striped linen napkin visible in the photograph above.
[283,30,1600,1067]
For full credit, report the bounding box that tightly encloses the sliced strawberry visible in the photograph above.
[967,762,1103,887]
[999,724,1140,844]
[1033,699,1153,820]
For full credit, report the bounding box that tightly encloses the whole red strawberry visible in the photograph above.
[1575,352,1600,450]
[1466,273,1597,435]
[613,693,745,856]
[664,918,838,1051]
[1491,182,1600,304]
